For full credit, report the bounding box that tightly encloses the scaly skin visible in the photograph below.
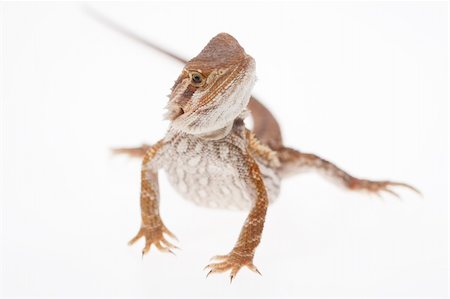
[126,33,280,280]
[88,12,420,281]
[127,140,178,255]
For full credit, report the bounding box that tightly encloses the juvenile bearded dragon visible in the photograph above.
[89,10,419,281]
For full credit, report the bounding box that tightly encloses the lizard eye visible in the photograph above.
[190,71,205,87]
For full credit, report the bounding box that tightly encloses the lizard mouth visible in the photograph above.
[164,104,185,120]
[177,107,185,118]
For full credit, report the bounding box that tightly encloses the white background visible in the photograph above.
[1,2,448,298]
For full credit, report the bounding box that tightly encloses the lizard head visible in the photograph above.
[165,33,256,136]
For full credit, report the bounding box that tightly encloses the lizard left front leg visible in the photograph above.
[205,151,268,281]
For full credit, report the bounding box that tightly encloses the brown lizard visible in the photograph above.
[88,9,420,281]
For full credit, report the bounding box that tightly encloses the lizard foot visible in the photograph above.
[128,223,178,256]
[348,178,421,198]
[204,251,261,282]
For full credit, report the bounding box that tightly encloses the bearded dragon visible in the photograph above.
[88,9,419,282]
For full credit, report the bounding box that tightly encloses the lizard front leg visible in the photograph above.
[128,140,178,255]
[112,144,150,158]
[278,147,420,197]
[205,151,268,281]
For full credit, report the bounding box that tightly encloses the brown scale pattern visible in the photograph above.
[90,11,422,282]
[277,147,421,197]
[204,149,269,280]
[110,32,421,282]
[128,140,178,255]
[245,129,280,168]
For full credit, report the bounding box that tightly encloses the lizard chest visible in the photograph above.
[159,133,280,210]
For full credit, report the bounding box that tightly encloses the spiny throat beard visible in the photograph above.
[168,59,256,136]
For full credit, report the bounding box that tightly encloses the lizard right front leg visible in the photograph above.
[112,144,150,158]
[128,140,178,255]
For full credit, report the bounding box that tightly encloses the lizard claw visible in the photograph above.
[246,263,262,275]
[380,187,400,199]
[206,270,213,278]
[209,254,228,261]
[129,223,179,257]
[204,251,261,281]
[350,178,421,198]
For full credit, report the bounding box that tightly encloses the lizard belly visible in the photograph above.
[162,136,280,210]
